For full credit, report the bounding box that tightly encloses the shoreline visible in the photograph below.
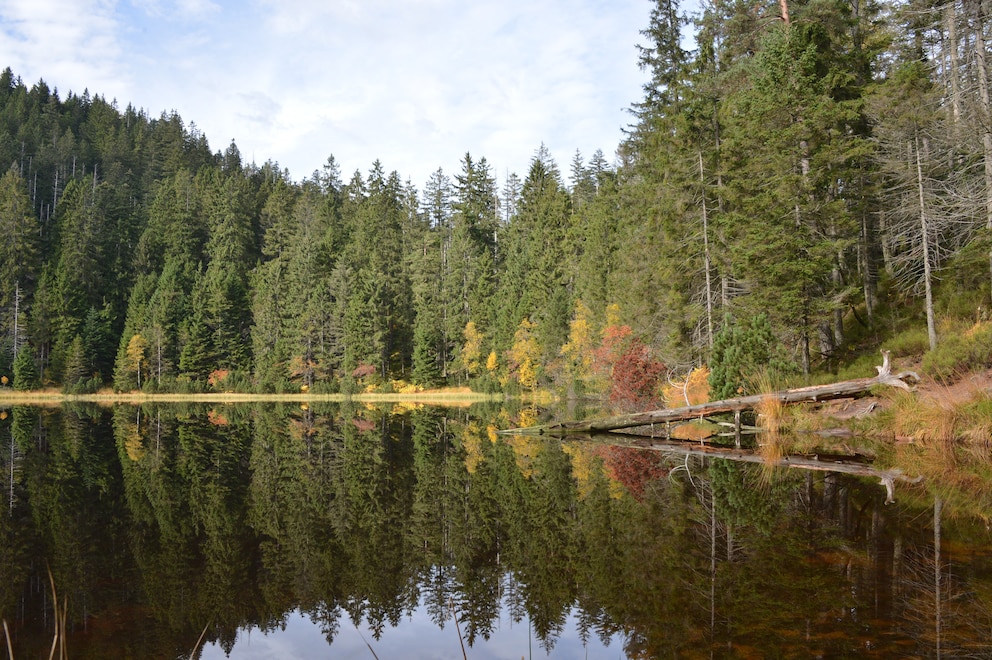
[0,388,504,406]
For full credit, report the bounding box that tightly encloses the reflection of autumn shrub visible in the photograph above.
[351,417,377,432]
[123,424,145,461]
[206,409,229,426]
[595,445,667,500]
[609,338,665,410]
[508,435,542,478]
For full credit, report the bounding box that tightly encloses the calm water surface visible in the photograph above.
[1,401,990,657]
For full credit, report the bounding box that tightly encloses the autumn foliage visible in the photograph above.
[351,363,377,379]
[594,445,667,501]
[207,369,230,389]
[591,316,665,410]
[609,338,665,409]
[661,366,711,407]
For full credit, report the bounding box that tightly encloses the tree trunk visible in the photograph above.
[818,321,834,361]
[833,259,844,347]
[879,209,893,276]
[945,2,961,126]
[915,134,938,351]
[699,151,714,348]
[970,0,992,301]
[861,212,878,323]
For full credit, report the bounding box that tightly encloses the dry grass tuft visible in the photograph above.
[756,395,786,468]
[755,392,784,438]
[887,390,958,446]
[752,372,788,470]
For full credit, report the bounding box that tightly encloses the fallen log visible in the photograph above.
[502,350,919,436]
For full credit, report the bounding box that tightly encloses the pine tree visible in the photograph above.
[708,314,789,400]
[0,165,40,329]
[12,343,38,390]
[62,334,87,390]
[199,171,257,371]
[720,22,863,371]
[445,154,498,372]
[342,163,412,377]
[496,145,571,361]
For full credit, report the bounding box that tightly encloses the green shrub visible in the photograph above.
[921,323,992,381]
[833,352,885,381]
[885,327,931,358]
[708,314,795,399]
[309,378,340,394]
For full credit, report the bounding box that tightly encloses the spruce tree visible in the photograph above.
[12,344,38,390]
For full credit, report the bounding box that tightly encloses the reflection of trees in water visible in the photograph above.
[0,416,31,643]
[2,405,992,657]
[898,497,992,658]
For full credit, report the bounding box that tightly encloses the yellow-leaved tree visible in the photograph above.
[126,334,149,389]
[459,320,483,380]
[559,300,598,391]
[508,317,540,390]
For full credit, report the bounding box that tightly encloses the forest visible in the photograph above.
[0,0,989,397]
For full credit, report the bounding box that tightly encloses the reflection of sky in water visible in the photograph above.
[201,604,628,659]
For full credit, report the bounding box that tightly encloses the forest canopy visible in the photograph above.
[0,0,989,396]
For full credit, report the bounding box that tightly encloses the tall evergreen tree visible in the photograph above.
[496,146,572,368]
[0,165,40,337]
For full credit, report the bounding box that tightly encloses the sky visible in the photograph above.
[0,0,657,189]
[199,604,628,659]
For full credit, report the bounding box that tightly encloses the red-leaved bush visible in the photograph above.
[351,363,377,379]
[608,337,665,410]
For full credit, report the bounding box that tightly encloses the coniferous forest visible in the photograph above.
[1,0,991,396]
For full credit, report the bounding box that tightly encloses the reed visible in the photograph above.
[3,620,13,660]
[449,598,468,660]
[46,565,67,660]
[190,622,210,658]
[1,569,68,660]
[357,630,381,659]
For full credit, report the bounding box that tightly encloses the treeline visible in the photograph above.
[0,0,989,394]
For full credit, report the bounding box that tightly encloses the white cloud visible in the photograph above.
[0,0,125,95]
[176,0,221,17]
[0,0,650,187]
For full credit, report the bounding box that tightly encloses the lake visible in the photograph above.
[1,400,990,657]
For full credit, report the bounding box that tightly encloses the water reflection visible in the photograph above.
[0,402,990,657]
[199,603,621,659]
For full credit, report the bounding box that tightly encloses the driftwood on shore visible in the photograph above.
[504,350,919,437]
